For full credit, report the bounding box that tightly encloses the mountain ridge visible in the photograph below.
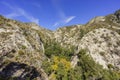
[0,9,120,80]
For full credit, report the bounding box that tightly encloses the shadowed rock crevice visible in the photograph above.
[0,62,45,80]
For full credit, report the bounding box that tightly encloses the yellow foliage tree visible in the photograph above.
[51,56,71,71]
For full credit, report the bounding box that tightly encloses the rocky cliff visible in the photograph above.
[0,10,120,80]
[0,16,48,80]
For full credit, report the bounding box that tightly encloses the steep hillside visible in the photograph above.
[0,10,120,80]
[78,28,120,69]
[0,15,48,80]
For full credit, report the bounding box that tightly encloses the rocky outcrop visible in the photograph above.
[78,28,120,69]
[53,10,120,70]
[53,25,83,48]
[0,16,48,80]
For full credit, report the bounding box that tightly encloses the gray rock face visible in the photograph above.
[53,25,83,47]
[0,16,48,80]
[0,23,45,66]
[78,28,120,69]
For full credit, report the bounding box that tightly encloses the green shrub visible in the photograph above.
[107,64,114,69]
[44,42,74,60]
[18,50,25,55]
[100,52,105,56]
[21,45,26,49]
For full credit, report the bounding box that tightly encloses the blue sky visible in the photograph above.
[0,0,120,30]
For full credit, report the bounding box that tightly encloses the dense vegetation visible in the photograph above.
[42,43,120,80]
[44,42,74,60]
